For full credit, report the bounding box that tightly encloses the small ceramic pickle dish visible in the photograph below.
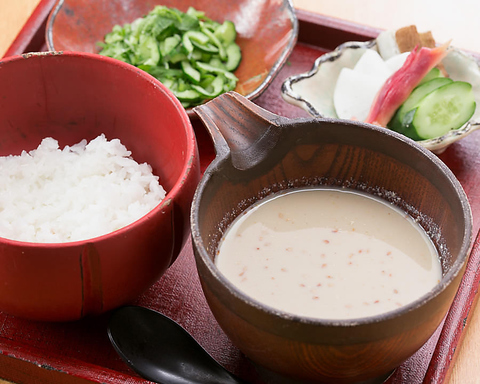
[282,26,480,154]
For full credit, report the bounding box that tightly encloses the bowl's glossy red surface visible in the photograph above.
[45,0,298,117]
[0,51,200,321]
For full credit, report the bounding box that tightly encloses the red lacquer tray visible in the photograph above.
[2,1,480,383]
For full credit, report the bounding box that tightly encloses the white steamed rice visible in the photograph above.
[0,134,166,243]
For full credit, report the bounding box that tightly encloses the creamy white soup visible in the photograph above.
[215,187,442,320]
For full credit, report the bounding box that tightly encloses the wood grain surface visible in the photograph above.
[1,1,480,383]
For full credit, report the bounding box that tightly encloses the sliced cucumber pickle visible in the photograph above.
[181,60,201,84]
[417,67,443,87]
[136,35,160,66]
[160,35,181,57]
[174,89,202,102]
[225,43,242,71]
[192,75,225,98]
[410,81,476,140]
[388,77,453,134]
[182,31,209,54]
[214,20,237,45]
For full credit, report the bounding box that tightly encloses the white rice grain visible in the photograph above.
[0,134,166,243]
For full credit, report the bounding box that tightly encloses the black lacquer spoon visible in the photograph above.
[108,305,247,384]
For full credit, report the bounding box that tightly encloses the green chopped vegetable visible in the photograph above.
[97,6,242,108]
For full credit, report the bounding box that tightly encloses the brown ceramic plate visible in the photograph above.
[45,0,298,118]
